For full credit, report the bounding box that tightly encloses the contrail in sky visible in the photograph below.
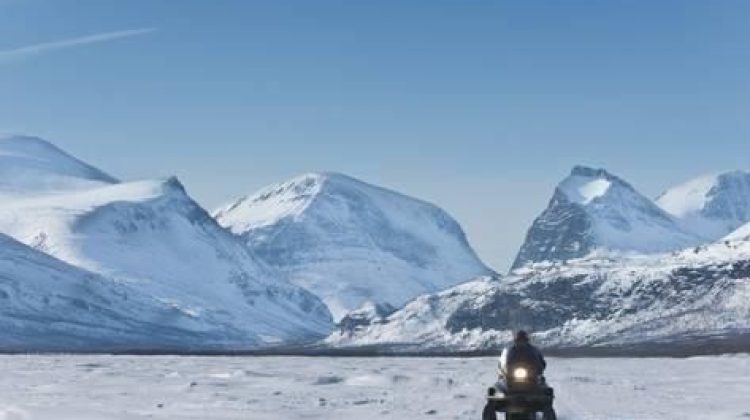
[0,28,156,61]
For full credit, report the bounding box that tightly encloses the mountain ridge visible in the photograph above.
[328,240,750,352]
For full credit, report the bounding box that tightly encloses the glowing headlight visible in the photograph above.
[512,367,529,380]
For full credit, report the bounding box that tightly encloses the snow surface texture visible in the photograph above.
[0,136,332,349]
[0,355,748,419]
[657,170,750,240]
[512,166,703,269]
[214,172,491,320]
[329,238,750,351]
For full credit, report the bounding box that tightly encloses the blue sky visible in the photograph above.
[1,0,749,271]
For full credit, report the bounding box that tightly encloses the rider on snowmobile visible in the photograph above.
[487,330,556,420]
[496,330,546,388]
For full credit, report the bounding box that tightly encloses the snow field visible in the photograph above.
[0,355,748,419]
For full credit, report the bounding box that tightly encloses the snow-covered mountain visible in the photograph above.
[0,135,117,195]
[512,166,701,269]
[328,241,750,352]
[5,135,747,354]
[0,233,241,351]
[657,171,750,241]
[0,135,333,349]
[214,172,492,320]
[329,167,750,353]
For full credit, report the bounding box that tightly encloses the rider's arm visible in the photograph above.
[536,348,547,371]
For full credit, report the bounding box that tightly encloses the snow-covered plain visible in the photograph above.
[0,355,748,420]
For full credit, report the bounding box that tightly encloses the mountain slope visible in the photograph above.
[726,222,750,241]
[214,172,492,319]
[657,171,750,240]
[0,136,333,348]
[512,166,700,269]
[0,233,227,351]
[328,241,750,352]
[0,135,118,195]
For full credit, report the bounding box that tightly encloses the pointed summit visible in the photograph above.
[512,166,700,269]
[557,166,635,205]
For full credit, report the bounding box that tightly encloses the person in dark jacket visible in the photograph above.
[492,331,556,420]
[499,330,546,379]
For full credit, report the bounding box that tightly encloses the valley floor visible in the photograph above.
[0,355,748,419]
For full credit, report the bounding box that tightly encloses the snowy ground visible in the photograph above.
[0,355,748,420]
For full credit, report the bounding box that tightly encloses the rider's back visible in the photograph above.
[505,342,546,374]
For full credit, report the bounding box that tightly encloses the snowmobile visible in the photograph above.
[486,361,556,420]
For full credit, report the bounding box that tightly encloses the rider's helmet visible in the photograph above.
[514,330,529,344]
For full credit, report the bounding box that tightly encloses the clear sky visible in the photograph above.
[1,0,749,271]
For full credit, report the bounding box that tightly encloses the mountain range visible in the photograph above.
[0,136,333,350]
[0,135,487,350]
[1,135,748,354]
[328,166,750,353]
[328,245,750,353]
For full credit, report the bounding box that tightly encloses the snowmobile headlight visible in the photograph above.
[512,367,529,381]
